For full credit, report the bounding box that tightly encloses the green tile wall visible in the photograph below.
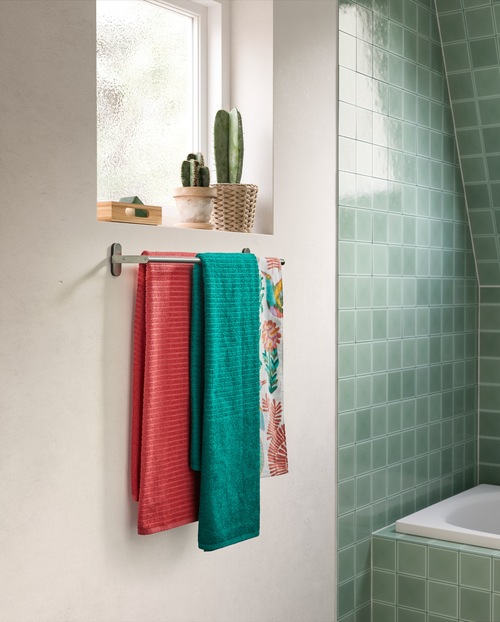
[337,1,479,620]
[436,0,500,285]
[479,289,500,484]
[372,526,500,621]
[435,0,500,487]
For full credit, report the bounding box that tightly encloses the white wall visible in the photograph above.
[230,0,273,234]
[0,2,337,621]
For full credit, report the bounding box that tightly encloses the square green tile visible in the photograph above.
[428,581,458,617]
[439,11,467,43]
[456,128,483,156]
[460,587,492,622]
[470,209,495,234]
[429,547,459,583]
[478,97,500,124]
[373,536,396,571]
[398,541,427,577]
[477,261,500,285]
[470,37,499,68]
[398,574,426,610]
[465,183,491,207]
[474,67,500,97]
[448,72,476,101]
[465,6,495,38]
[480,437,500,465]
[461,156,487,183]
[373,569,396,604]
[443,41,471,72]
[453,100,479,128]
[481,306,500,332]
[460,552,492,590]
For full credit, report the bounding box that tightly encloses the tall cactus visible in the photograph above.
[214,108,244,183]
[181,152,210,187]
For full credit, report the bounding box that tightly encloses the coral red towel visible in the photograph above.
[131,251,199,535]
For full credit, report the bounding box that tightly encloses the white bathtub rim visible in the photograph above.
[395,484,500,551]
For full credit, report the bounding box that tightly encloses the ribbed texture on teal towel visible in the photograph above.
[190,253,261,551]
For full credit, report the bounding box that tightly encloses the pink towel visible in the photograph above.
[131,251,199,535]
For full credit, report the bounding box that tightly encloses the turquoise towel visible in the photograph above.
[190,253,261,551]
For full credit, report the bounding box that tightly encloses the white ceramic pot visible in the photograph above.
[173,186,217,229]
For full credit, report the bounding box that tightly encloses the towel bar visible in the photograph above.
[110,243,285,276]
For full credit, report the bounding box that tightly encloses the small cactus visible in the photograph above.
[214,108,244,183]
[181,152,210,187]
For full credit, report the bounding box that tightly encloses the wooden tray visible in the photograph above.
[97,201,162,226]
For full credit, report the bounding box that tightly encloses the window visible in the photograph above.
[97,0,208,209]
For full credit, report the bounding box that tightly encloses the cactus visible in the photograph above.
[214,108,244,183]
[181,152,210,187]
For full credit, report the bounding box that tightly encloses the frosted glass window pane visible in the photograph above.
[97,0,194,207]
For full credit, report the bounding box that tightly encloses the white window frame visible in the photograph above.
[97,0,228,211]
[143,0,228,168]
[142,0,206,156]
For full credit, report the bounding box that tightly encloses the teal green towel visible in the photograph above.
[190,253,261,551]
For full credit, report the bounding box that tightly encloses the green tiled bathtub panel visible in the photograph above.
[337,1,480,620]
[372,527,500,622]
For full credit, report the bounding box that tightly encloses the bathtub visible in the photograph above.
[395,484,500,550]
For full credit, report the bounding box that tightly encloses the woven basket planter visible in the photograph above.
[210,183,258,233]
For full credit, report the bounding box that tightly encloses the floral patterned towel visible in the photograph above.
[258,257,288,477]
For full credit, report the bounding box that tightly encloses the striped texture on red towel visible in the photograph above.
[131,251,199,535]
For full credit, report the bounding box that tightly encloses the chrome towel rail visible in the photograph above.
[110,243,284,276]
